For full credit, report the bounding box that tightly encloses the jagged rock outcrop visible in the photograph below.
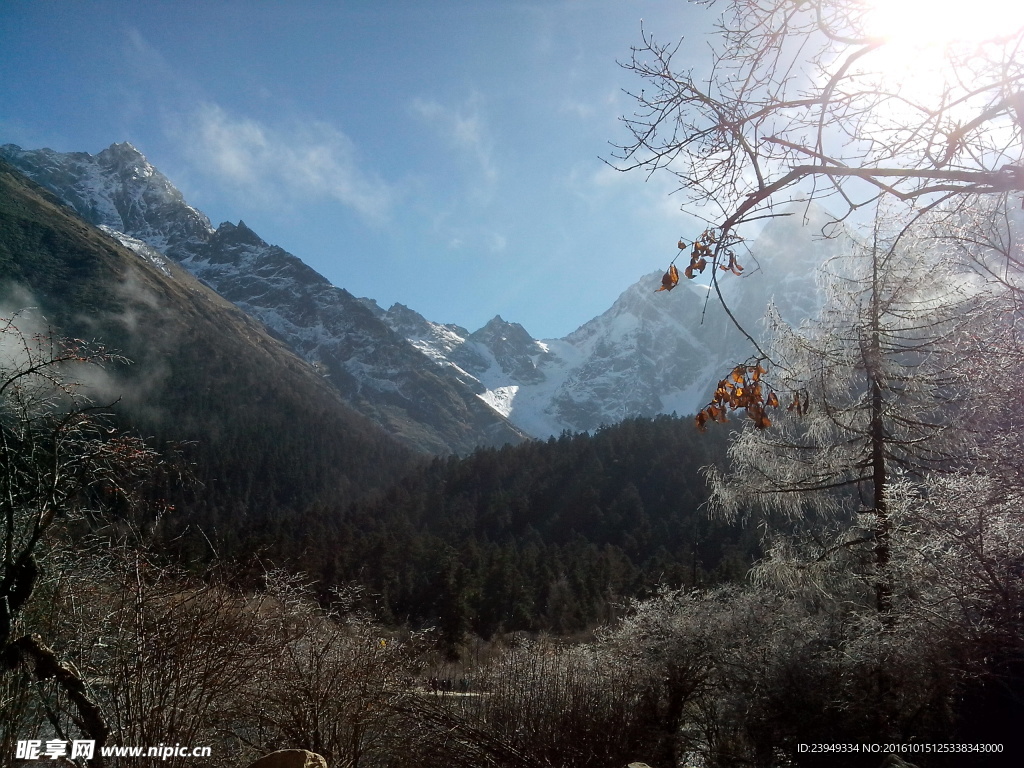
[0,142,525,454]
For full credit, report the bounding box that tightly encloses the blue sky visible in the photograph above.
[1,0,713,339]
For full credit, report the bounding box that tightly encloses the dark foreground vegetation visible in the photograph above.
[2,303,1022,768]
[5,0,1024,761]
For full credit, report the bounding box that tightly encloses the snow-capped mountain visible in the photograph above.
[0,142,525,454]
[3,142,213,260]
[368,206,842,437]
[2,141,839,444]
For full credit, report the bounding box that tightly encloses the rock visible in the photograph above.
[879,756,919,768]
[243,749,328,768]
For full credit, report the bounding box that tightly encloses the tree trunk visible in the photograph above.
[867,249,892,614]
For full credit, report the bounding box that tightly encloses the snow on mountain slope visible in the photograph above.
[2,141,839,443]
[1,142,525,454]
[374,208,839,438]
[0,143,215,258]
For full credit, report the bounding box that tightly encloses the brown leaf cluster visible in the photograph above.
[657,230,745,292]
[682,231,713,280]
[656,263,680,292]
[695,364,778,432]
[786,390,810,417]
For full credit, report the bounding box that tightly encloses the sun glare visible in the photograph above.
[865,0,1024,48]
[854,0,1024,105]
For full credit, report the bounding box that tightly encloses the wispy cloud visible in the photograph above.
[445,226,508,255]
[566,160,681,217]
[559,88,622,123]
[125,27,179,83]
[183,103,395,222]
[411,95,499,191]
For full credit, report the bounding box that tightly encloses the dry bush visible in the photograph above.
[234,578,427,768]
[402,635,659,768]
[24,548,290,767]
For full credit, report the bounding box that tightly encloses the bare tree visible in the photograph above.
[398,636,658,768]
[614,0,1024,246]
[0,311,159,764]
[224,575,425,768]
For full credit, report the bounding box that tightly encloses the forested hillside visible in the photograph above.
[0,159,416,542]
[323,415,750,639]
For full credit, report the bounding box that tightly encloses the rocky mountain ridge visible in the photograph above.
[366,205,842,437]
[2,141,841,443]
[0,157,415,529]
[1,142,525,454]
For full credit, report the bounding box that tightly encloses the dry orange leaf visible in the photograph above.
[695,363,782,430]
[695,410,709,432]
[656,263,680,292]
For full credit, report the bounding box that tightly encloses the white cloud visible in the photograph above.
[411,95,499,190]
[559,100,596,120]
[438,223,508,256]
[125,27,179,83]
[184,103,395,222]
[560,88,622,122]
[488,231,508,253]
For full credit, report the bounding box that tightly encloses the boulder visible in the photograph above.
[243,750,328,768]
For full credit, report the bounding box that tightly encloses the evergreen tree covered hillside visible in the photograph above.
[0,160,416,551]
[320,415,755,638]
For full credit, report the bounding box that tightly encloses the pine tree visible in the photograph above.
[707,221,994,610]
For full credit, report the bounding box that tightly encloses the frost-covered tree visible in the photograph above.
[598,584,965,766]
[706,223,997,610]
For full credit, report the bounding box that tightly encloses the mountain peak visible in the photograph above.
[1,142,214,260]
[385,301,428,326]
[213,220,266,248]
[106,140,144,156]
[96,141,151,172]
[466,315,546,386]
[473,315,534,343]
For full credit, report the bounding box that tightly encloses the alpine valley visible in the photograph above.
[1,142,842,452]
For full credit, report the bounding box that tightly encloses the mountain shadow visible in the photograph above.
[0,158,417,559]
